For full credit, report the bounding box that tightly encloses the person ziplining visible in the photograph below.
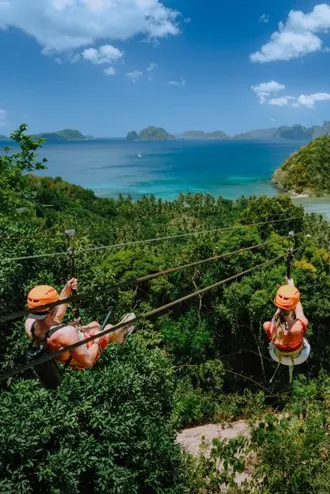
[263,278,310,383]
[25,279,135,388]
[0,243,307,388]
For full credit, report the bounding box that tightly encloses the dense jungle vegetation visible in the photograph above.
[1,125,330,493]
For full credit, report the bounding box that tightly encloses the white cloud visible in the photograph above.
[295,92,330,108]
[0,0,180,53]
[184,17,192,23]
[270,118,276,122]
[82,45,123,64]
[269,97,289,106]
[168,77,186,87]
[252,80,286,104]
[251,4,330,63]
[0,109,7,127]
[126,70,143,83]
[70,53,81,64]
[104,66,117,76]
[54,57,62,64]
[259,14,269,24]
[147,62,157,71]
[252,81,330,109]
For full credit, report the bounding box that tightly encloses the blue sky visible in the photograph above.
[1,0,330,136]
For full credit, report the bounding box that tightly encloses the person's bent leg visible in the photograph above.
[82,321,101,335]
[105,324,128,344]
[106,314,136,344]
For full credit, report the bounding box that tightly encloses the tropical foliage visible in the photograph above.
[273,135,330,195]
[1,125,330,492]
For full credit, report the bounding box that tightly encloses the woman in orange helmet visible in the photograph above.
[263,278,310,365]
[25,279,135,370]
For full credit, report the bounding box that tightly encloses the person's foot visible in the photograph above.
[120,313,136,341]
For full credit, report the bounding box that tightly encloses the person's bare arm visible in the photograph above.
[56,326,100,369]
[263,321,271,334]
[295,302,308,326]
[286,277,308,327]
[24,318,35,339]
[53,278,77,321]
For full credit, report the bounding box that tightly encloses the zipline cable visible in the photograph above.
[0,208,327,245]
[0,238,290,324]
[0,251,294,381]
[0,215,304,264]
[72,216,303,254]
[1,251,70,263]
[0,233,67,242]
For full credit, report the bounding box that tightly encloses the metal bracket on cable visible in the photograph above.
[286,231,295,281]
[65,229,77,239]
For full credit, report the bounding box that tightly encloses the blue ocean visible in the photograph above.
[28,139,301,200]
[3,138,330,216]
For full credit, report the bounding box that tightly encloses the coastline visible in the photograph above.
[290,192,310,199]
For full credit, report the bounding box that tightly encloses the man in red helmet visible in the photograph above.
[25,279,135,370]
[263,278,310,365]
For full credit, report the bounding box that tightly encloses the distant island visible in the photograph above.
[272,135,330,196]
[31,129,88,142]
[126,121,330,142]
[126,126,175,141]
[2,121,330,143]
[0,129,89,142]
[235,121,330,141]
[176,130,228,140]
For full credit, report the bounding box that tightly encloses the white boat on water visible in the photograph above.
[137,153,143,158]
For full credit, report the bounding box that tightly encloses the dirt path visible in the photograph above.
[177,421,251,486]
[177,420,250,456]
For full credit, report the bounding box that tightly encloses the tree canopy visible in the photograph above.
[2,125,330,492]
[273,135,330,195]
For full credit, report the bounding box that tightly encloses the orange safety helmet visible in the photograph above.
[274,285,300,311]
[27,285,60,319]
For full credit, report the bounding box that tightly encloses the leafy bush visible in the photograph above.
[0,341,189,493]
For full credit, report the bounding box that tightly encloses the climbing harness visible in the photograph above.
[269,339,311,384]
[26,323,66,390]
[25,308,113,389]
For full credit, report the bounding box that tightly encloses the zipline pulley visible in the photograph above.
[65,229,81,326]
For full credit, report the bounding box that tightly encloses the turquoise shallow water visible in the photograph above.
[3,138,330,217]
[19,138,302,200]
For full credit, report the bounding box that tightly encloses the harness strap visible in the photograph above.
[31,323,71,365]
[274,343,304,367]
[45,324,67,340]
[30,321,37,340]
